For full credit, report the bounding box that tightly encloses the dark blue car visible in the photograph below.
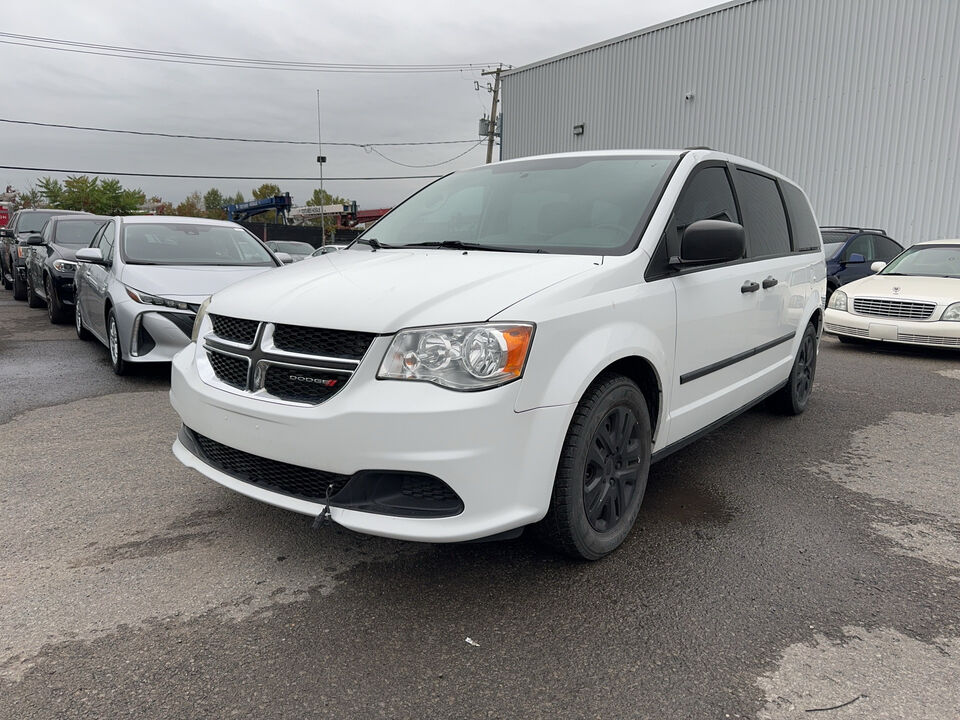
[821,226,904,300]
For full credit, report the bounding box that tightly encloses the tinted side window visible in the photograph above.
[735,170,791,258]
[873,236,903,261]
[843,234,872,261]
[646,165,741,280]
[780,182,820,251]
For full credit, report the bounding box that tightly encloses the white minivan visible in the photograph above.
[170,149,825,559]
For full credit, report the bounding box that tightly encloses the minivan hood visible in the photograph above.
[206,248,600,332]
[844,273,960,303]
[121,264,276,300]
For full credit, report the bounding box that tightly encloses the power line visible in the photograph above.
[0,165,443,181]
[367,142,485,168]
[0,32,502,74]
[0,117,478,147]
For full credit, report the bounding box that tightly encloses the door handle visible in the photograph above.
[762,276,778,289]
[741,281,760,293]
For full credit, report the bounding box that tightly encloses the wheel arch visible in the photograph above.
[591,356,662,439]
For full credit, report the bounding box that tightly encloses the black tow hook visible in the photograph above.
[311,484,335,529]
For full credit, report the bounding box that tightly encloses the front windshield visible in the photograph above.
[880,244,960,278]
[356,155,678,255]
[19,211,61,234]
[121,223,276,266]
[271,241,314,253]
[55,219,108,247]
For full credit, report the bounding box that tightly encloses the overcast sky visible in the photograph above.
[2,0,720,210]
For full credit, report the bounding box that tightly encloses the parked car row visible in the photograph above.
[2,213,289,374]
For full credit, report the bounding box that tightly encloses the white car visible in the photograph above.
[170,149,826,559]
[824,239,960,348]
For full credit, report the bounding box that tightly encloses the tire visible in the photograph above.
[75,295,91,340]
[12,265,26,301]
[26,272,45,308]
[46,274,69,323]
[536,372,652,560]
[1,253,11,290]
[770,322,818,415]
[107,308,127,375]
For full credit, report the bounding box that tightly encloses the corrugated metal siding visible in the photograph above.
[501,0,960,245]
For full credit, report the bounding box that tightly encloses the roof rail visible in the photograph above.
[819,226,888,235]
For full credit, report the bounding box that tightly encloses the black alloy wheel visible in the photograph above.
[1,254,10,290]
[46,274,69,323]
[771,322,818,415]
[75,296,91,340]
[11,264,27,301]
[537,372,652,560]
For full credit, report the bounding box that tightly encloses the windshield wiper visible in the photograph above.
[403,240,544,253]
[355,237,397,250]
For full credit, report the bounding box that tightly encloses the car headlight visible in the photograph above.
[827,290,848,311]
[191,296,212,342]
[941,302,960,322]
[52,259,77,272]
[378,323,535,390]
[125,286,193,311]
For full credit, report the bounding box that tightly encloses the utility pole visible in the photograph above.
[316,89,327,246]
[481,65,502,164]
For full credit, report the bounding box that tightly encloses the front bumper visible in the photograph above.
[114,298,196,363]
[50,272,76,305]
[169,341,572,542]
[824,308,960,348]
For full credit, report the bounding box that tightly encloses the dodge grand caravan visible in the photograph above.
[170,149,826,559]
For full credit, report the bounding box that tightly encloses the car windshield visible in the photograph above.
[354,155,679,255]
[54,219,107,247]
[821,241,845,258]
[121,223,276,266]
[879,244,960,278]
[19,211,62,234]
[270,241,314,253]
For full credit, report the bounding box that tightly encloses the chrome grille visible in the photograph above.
[825,322,869,337]
[897,332,960,347]
[211,314,259,345]
[201,316,373,405]
[852,297,935,320]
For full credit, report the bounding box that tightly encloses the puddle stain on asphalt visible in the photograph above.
[756,626,960,719]
[0,391,412,682]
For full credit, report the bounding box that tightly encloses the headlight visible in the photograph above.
[827,290,848,311]
[125,286,193,311]
[941,302,960,322]
[378,323,534,390]
[191,296,212,342]
[52,259,77,272]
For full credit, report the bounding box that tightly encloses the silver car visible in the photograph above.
[74,216,284,375]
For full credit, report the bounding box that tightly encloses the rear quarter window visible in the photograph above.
[781,182,821,252]
[734,169,791,258]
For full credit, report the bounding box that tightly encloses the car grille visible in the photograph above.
[896,332,960,347]
[211,314,259,345]
[190,429,350,502]
[272,324,375,360]
[263,365,351,404]
[400,475,459,504]
[207,351,249,389]
[852,297,936,320]
[824,322,869,337]
[200,315,375,405]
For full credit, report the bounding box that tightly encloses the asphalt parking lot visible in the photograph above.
[2,295,959,719]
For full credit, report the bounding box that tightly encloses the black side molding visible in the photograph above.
[679,331,795,385]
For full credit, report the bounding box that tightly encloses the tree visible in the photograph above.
[99,178,145,215]
[251,183,282,200]
[17,186,45,209]
[175,191,204,218]
[37,177,64,208]
[305,188,349,234]
[61,176,101,212]
[203,188,227,219]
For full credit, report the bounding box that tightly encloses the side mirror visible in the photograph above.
[0,228,12,238]
[274,252,293,264]
[846,253,866,264]
[672,219,745,266]
[75,247,105,265]
[26,234,45,246]
[870,261,886,273]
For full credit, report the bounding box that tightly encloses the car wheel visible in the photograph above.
[770,322,818,415]
[12,266,27,301]
[1,255,11,290]
[536,372,651,560]
[46,274,69,323]
[75,296,91,340]
[107,309,127,375]
[26,273,45,308]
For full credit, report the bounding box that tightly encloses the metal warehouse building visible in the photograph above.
[500,0,960,245]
